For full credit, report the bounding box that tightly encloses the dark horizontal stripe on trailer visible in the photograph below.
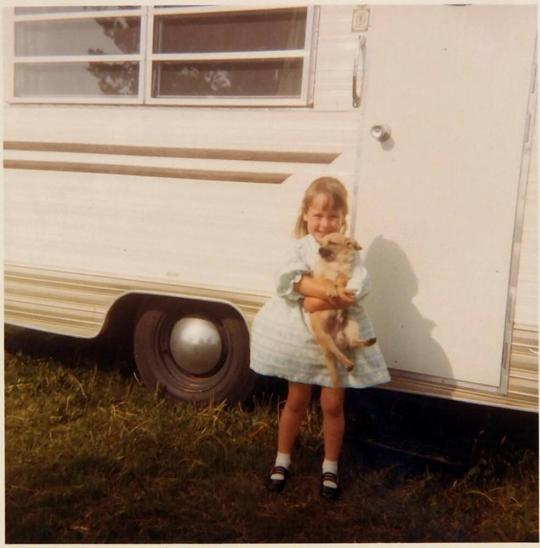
[3,141,340,164]
[4,159,289,184]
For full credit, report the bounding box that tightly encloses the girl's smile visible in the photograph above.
[303,193,345,243]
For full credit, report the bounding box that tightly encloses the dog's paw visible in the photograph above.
[337,288,352,301]
[322,280,338,299]
[338,355,354,368]
[326,288,338,299]
[351,337,377,348]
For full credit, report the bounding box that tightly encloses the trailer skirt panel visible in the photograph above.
[5,263,537,412]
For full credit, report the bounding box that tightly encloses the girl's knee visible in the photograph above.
[285,382,312,415]
[285,400,309,417]
[320,387,345,418]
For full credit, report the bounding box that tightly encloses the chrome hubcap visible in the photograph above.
[169,317,223,375]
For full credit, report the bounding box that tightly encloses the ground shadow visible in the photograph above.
[4,325,134,377]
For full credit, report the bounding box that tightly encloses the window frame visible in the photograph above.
[8,4,317,107]
[8,6,146,104]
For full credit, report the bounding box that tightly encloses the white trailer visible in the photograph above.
[3,4,537,410]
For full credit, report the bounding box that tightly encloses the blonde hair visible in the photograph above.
[293,177,349,238]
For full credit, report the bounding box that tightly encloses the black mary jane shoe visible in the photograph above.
[320,472,340,501]
[267,465,290,492]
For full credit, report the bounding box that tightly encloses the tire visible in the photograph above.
[133,298,255,404]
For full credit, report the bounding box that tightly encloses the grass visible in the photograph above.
[4,327,539,543]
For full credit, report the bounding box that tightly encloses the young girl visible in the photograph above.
[250,177,390,500]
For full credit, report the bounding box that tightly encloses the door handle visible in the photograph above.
[352,34,367,108]
[370,124,392,142]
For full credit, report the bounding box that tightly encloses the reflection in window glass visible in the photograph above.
[15,17,140,56]
[15,6,138,15]
[11,6,312,103]
[153,60,303,97]
[154,8,307,53]
[15,62,138,96]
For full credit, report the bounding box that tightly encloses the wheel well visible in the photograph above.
[129,293,254,404]
[100,292,249,340]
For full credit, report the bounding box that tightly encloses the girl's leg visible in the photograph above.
[277,381,313,454]
[320,386,345,461]
[320,386,345,499]
[268,382,312,491]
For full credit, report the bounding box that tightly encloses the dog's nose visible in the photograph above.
[319,247,333,259]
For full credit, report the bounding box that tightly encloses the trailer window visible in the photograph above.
[9,5,314,106]
[12,6,143,101]
[150,8,307,100]
[15,17,140,57]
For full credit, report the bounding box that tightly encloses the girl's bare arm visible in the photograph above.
[294,275,355,312]
[303,296,355,312]
[293,275,330,299]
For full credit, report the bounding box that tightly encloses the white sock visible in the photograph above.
[271,452,291,480]
[322,459,338,488]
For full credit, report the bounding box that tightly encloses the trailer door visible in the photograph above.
[355,5,536,389]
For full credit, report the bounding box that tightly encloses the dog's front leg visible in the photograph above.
[315,277,338,299]
[334,274,352,302]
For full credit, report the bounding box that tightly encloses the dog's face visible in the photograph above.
[318,232,362,262]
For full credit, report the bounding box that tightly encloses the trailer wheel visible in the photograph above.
[133,299,255,404]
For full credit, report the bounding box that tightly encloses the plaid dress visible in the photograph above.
[249,234,390,388]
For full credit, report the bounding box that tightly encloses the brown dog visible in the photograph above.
[310,233,376,387]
